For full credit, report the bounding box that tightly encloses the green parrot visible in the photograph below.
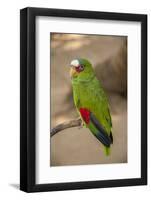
[69,58,113,155]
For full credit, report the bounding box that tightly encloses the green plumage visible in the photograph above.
[70,58,112,155]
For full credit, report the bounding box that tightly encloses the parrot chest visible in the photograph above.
[72,81,100,110]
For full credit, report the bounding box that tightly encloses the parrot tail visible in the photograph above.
[104,132,113,155]
[104,147,110,156]
[79,108,113,156]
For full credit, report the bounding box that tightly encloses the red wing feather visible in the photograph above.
[79,108,90,124]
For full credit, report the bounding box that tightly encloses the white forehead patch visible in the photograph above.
[70,59,79,67]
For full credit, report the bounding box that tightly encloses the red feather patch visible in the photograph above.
[79,108,90,124]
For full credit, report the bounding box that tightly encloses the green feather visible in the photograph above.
[104,147,110,156]
[88,122,111,156]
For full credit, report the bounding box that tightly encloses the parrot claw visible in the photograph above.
[78,121,86,129]
[78,124,83,129]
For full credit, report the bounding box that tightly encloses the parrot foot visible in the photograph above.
[79,122,87,129]
[78,124,83,129]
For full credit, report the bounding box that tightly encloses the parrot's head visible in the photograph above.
[69,58,95,81]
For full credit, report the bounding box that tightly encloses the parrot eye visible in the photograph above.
[75,65,84,72]
[79,65,84,71]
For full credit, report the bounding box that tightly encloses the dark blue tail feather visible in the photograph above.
[90,112,112,147]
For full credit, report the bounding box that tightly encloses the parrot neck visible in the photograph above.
[71,74,95,84]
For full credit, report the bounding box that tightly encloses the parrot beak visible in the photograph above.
[70,67,78,78]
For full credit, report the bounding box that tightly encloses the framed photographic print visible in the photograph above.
[20,7,147,192]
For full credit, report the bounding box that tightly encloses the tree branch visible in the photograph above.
[50,118,82,137]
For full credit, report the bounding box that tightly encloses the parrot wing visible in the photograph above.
[79,108,112,147]
[90,112,113,145]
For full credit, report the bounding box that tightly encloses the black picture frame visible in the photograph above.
[20,7,147,192]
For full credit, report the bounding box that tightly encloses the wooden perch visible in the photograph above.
[50,118,82,137]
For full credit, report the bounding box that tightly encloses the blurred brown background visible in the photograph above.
[50,33,127,166]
